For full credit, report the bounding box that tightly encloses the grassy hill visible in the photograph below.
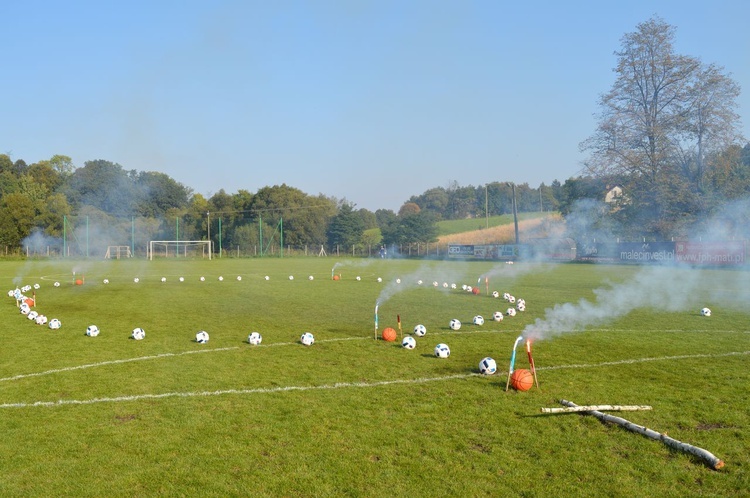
[437,212,564,245]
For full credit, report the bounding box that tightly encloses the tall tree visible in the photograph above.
[327,203,365,249]
[581,16,744,237]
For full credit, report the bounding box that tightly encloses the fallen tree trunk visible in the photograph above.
[559,399,724,470]
[541,404,652,414]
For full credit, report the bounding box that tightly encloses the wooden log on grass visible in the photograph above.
[560,399,724,470]
[541,404,652,414]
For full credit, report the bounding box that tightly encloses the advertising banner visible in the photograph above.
[675,241,746,265]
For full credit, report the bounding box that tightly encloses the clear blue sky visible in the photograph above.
[3,0,748,212]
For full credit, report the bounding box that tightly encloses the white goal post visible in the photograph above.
[148,240,213,260]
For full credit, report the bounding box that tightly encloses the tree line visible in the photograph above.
[3,16,748,255]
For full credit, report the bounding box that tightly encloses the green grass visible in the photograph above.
[1,258,748,496]
[437,211,551,236]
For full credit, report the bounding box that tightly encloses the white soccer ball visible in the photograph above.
[417,280,423,285]
[218,276,224,281]
[264,276,270,281]
[517,299,526,307]
[248,332,262,345]
[48,318,61,330]
[402,336,416,349]
[180,277,185,282]
[195,331,209,343]
[466,286,473,293]
[396,278,401,284]
[493,311,504,322]
[413,324,427,337]
[507,308,517,317]
[103,279,109,284]
[442,282,448,288]
[432,281,438,287]
[479,357,497,375]
[289,275,294,281]
[27,310,39,321]
[473,315,485,326]
[434,343,451,358]
[33,283,40,290]
[20,303,31,315]
[450,283,457,289]
[309,275,314,281]
[200,276,205,281]
[86,325,100,337]
[54,281,60,287]
[131,327,146,340]
[377,277,382,283]
[133,277,140,283]
[237,276,242,281]
[701,307,711,317]
[300,332,315,346]
[161,277,167,282]
[449,319,461,331]
[7,289,14,297]
[517,304,526,312]
[492,290,500,298]
[461,284,468,291]
[35,314,47,325]
[508,295,516,304]
[22,285,31,292]
[356,276,361,281]
[503,292,510,301]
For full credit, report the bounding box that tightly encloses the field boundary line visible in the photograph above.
[1,350,748,409]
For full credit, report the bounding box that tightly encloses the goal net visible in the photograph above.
[149,240,213,260]
[105,246,132,259]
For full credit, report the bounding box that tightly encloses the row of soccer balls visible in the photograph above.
[18,303,61,328]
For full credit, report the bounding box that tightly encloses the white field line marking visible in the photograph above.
[3,327,747,384]
[0,347,240,383]
[0,337,373,383]
[0,374,476,409]
[535,350,750,372]
[1,350,748,409]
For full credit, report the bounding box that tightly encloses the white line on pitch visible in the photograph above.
[1,350,748,409]
[0,347,240,383]
[0,373,477,409]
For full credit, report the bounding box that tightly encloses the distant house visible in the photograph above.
[604,185,623,204]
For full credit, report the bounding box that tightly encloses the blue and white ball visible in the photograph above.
[48,318,61,330]
[701,307,711,317]
[35,314,48,325]
[196,331,209,343]
[248,332,262,345]
[479,357,497,375]
[449,319,461,331]
[20,303,31,315]
[54,281,60,287]
[473,315,485,326]
[434,343,451,358]
[131,327,146,340]
[413,324,427,337]
[27,310,39,321]
[506,308,517,317]
[300,332,315,346]
[493,311,504,322]
[86,325,100,337]
[402,336,416,349]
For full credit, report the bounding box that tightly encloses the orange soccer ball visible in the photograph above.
[510,369,534,391]
[472,287,480,295]
[381,327,397,342]
[75,279,83,285]
[333,275,340,281]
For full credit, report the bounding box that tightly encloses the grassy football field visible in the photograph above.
[1,257,748,497]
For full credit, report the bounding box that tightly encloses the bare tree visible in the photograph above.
[581,16,744,236]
